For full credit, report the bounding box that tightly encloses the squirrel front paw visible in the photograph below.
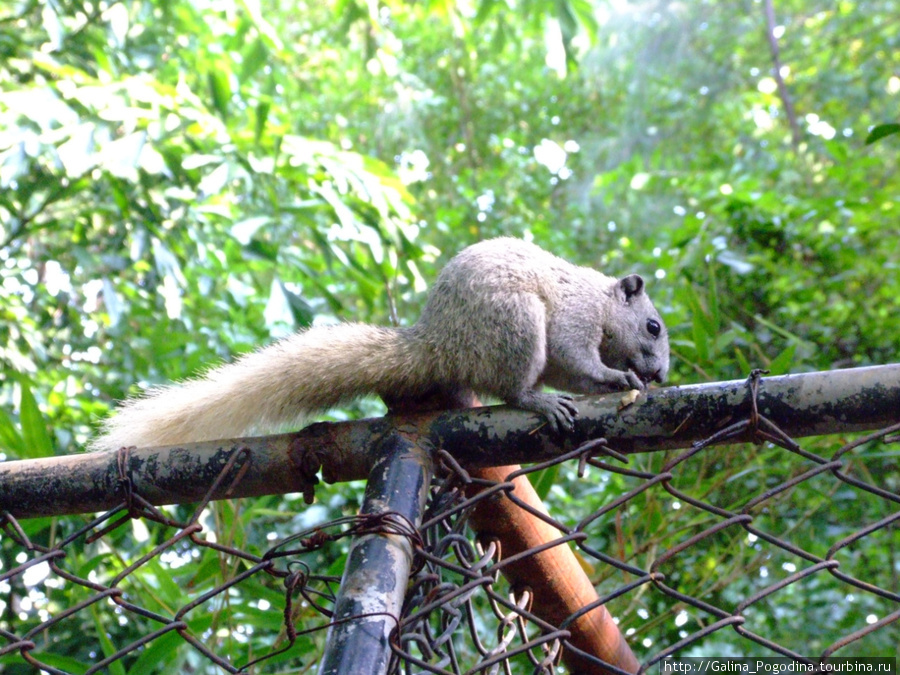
[508,390,579,433]
[621,369,645,391]
[594,367,645,392]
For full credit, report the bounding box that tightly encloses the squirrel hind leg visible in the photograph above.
[505,390,578,433]
[382,385,477,414]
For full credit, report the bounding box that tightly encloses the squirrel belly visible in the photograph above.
[91,324,433,451]
[92,237,670,451]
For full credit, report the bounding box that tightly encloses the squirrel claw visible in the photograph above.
[510,391,578,433]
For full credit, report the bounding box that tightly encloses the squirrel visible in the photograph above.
[91,238,669,451]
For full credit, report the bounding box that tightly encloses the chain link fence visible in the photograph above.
[2,370,899,673]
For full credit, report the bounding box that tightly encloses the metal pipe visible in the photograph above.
[317,429,433,675]
[1,364,898,519]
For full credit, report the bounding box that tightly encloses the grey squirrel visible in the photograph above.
[92,238,669,451]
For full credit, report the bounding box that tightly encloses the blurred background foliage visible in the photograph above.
[1,0,898,670]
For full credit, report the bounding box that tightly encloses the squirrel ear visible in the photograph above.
[618,274,645,301]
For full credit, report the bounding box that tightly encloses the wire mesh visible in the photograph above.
[1,378,898,674]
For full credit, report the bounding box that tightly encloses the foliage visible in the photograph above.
[1,0,898,669]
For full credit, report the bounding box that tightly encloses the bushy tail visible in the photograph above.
[91,324,427,451]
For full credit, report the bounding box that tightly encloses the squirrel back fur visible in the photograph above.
[92,238,669,450]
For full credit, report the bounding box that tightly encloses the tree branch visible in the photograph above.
[763,0,802,150]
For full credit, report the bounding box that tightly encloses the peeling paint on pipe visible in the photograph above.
[1,364,898,519]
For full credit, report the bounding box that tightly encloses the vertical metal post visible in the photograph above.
[318,429,432,675]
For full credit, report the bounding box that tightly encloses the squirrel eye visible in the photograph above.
[646,319,661,337]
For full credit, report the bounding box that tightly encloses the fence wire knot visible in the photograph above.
[115,445,136,515]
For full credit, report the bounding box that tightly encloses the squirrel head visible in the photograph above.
[600,274,670,384]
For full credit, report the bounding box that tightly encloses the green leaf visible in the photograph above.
[240,38,269,82]
[692,313,710,363]
[752,314,811,346]
[733,347,752,375]
[254,99,271,145]
[145,557,186,606]
[126,629,186,674]
[0,405,25,455]
[91,604,127,675]
[474,0,498,25]
[207,67,231,119]
[707,263,720,333]
[23,651,90,674]
[17,377,54,458]
[245,237,280,261]
[530,465,560,500]
[684,285,713,363]
[566,0,599,44]
[283,285,316,327]
[864,123,900,145]
[767,342,798,375]
[19,516,54,539]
